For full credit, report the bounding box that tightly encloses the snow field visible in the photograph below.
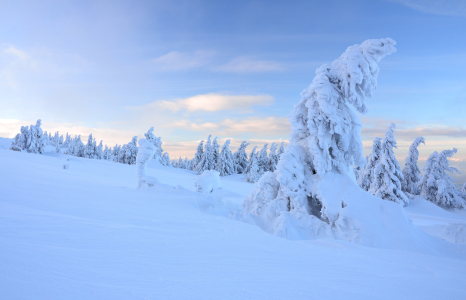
[1,148,466,299]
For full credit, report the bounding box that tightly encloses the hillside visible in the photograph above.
[1,147,466,299]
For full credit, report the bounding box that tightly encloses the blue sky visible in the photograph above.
[0,0,465,174]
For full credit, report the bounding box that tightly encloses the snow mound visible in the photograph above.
[194,170,222,193]
[244,169,459,252]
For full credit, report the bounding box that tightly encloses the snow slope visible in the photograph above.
[1,148,466,299]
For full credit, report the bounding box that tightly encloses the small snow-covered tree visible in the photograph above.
[246,155,261,183]
[161,152,171,166]
[125,136,138,165]
[244,146,258,175]
[144,127,163,161]
[111,144,120,162]
[357,137,382,191]
[84,134,95,159]
[95,140,103,160]
[73,135,85,157]
[368,124,409,206]
[277,141,285,158]
[118,144,127,163]
[212,137,220,166]
[401,137,425,195]
[27,120,45,154]
[216,139,236,176]
[192,140,204,170]
[177,157,184,169]
[418,149,466,209]
[196,135,215,174]
[184,157,190,170]
[103,145,111,160]
[233,141,249,174]
[267,142,279,172]
[136,139,159,188]
[257,143,269,174]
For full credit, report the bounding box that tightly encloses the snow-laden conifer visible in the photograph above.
[111,144,120,162]
[118,144,127,163]
[184,157,189,170]
[368,124,409,205]
[216,139,236,176]
[136,139,159,188]
[233,141,249,174]
[196,135,215,174]
[192,140,204,170]
[84,134,95,159]
[177,157,184,169]
[103,145,111,160]
[161,152,171,166]
[277,142,285,159]
[125,136,138,165]
[267,142,279,172]
[212,137,220,166]
[418,149,466,209]
[74,135,85,157]
[357,137,382,191]
[242,38,398,240]
[246,155,261,183]
[95,140,103,160]
[244,146,258,175]
[401,137,425,195]
[257,143,268,174]
[144,127,163,161]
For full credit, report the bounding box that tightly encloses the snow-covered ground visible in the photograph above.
[1,147,466,299]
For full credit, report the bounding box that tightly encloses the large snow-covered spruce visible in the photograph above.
[242,38,426,245]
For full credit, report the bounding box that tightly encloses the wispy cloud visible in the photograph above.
[214,57,284,73]
[151,51,214,71]
[387,0,466,17]
[3,46,30,60]
[129,93,274,113]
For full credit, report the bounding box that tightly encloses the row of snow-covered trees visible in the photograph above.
[169,134,285,182]
[356,123,466,209]
[10,121,173,166]
[9,121,284,182]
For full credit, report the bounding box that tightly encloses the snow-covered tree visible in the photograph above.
[184,157,189,170]
[177,157,184,169]
[103,145,111,160]
[136,139,159,188]
[95,140,103,160]
[192,140,204,170]
[277,141,285,159]
[463,181,466,194]
[267,142,279,172]
[73,135,85,157]
[26,120,45,154]
[118,144,127,163]
[246,155,261,183]
[244,146,258,175]
[242,38,397,238]
[216,139,236,176]
[401,137,425,195]
[233,141,249,174]
[161,152,171,166]
[257,143,269,174]
[418,149,466,209]
[111,144,120,162]
[212,137,220,166]
[368,124,409,205]
[144,127,163,161]
[196,135,215,175]
[84,134,95,159]
[357,137,382,191]
[124,136,138,165]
